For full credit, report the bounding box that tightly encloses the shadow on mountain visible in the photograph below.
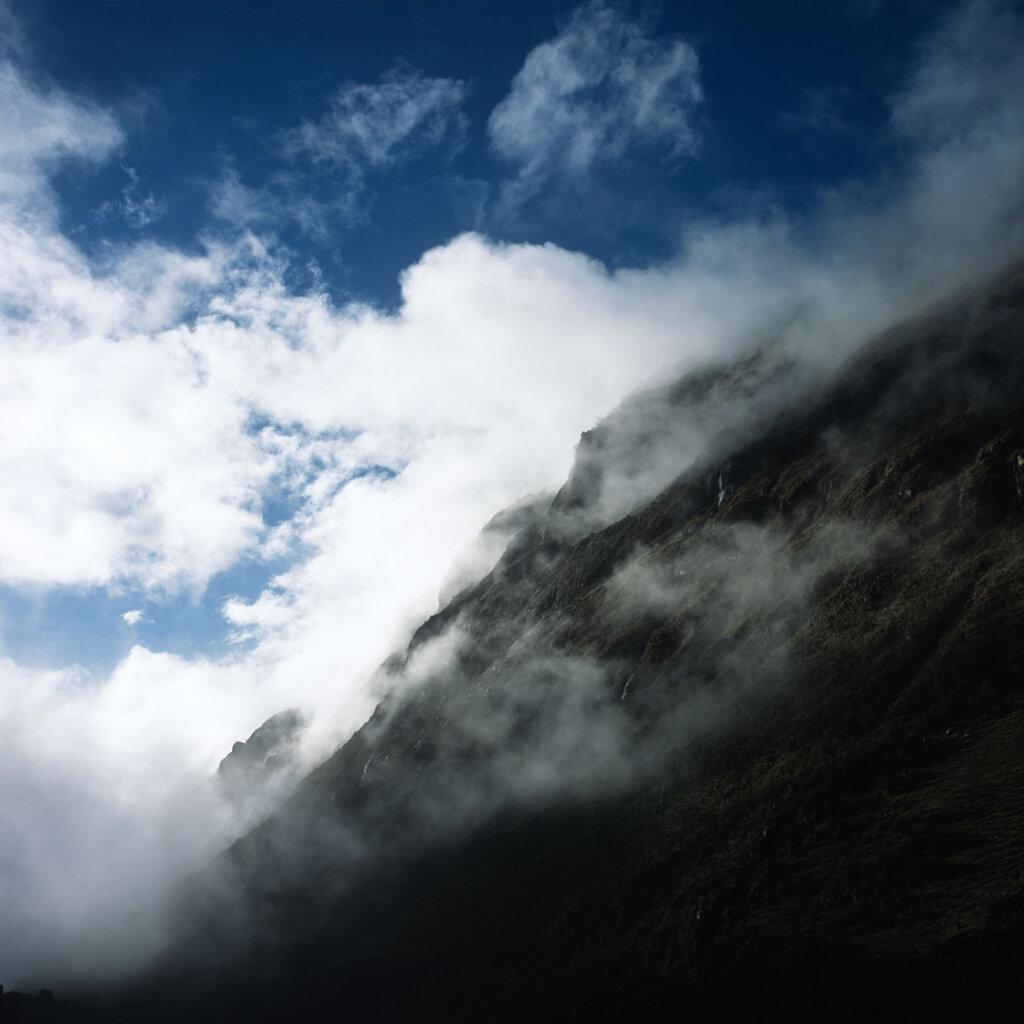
[72,262,1024,1022]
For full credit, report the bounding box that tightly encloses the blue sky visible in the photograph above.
[2,0,1024,987]
[18,0,956,305]
[0,0,969,673]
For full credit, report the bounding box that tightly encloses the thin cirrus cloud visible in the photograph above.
[281,71,468,170]
[488,0,703,212]
[94,165,166,229]
[211,71,468,234]
[889,0,1024,148]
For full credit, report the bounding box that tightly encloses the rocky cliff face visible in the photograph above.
[114,264,1024,1022]
[216,709,307,811]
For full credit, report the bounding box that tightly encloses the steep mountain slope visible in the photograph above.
[112,263,1024,1022]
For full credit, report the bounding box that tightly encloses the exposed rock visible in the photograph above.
[438,492,553,605]
[216,709,307,803]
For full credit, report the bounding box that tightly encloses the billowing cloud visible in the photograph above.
[488,1,702,209]
[0,648,254,982]
[0,56,725,988]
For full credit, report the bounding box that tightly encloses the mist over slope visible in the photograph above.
[83,258,1024,1023]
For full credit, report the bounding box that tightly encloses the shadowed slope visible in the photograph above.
[104,263,1024,1022]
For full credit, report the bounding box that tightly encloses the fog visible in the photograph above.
[156,503,915,996]
[1,0,1024,992]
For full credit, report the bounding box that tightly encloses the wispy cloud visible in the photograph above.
[282,71,467,172]
[844,0,885,19]
[488,0,703,214]
[890,0,1024,148]
[212,71,467,236]
[94,165,166,229]
[0,59,120,219]
[781,85,864,141]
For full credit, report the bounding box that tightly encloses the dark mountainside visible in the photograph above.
[216,710,307,808]
[9,264,1024,1022]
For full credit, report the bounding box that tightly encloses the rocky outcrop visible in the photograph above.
[216,709,306,804]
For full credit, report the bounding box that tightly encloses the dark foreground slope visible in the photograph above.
[109,266,1024,1023]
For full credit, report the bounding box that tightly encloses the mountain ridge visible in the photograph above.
[18,260,1024,1022]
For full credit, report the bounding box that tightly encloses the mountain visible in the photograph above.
[216,709,307,809]
[34,262,1024,1022]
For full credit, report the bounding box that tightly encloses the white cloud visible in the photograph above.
[0,60,121,221]
[121,609,144,626]
[0,650,252,982]
[488,1,702,208]
[212,72,467,235]
[284,71,467,171]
